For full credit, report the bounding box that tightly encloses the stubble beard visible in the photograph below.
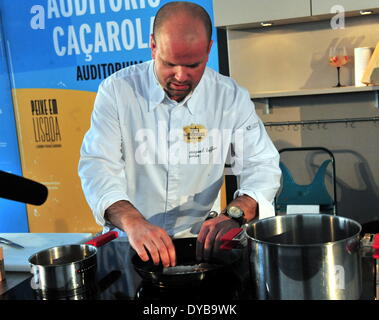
[165,81,193,102]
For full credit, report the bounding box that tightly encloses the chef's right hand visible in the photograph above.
[104,200,176,267]
[127,217,176,268]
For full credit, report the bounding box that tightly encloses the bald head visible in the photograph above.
[153,1,212,43]
[150,2,213,102]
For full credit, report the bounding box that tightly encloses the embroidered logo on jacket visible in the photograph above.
[183,124,207,143]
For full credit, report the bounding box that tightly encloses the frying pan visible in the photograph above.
[28,231,118,293]
[131,237,241,288]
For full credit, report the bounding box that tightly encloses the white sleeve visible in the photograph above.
[78,79,130,227]
[230,89,281,219]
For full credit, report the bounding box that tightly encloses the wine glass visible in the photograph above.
[329,47,349,87]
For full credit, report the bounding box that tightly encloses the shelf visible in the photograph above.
[250,85,379,114]
[213,0,311,29]
[250,85,379,99]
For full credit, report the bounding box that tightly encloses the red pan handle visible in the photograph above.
[220,228,243,250]
[372,234,379,259]
[85,231,118,247]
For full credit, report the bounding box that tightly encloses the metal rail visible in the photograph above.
[264,116,379,128]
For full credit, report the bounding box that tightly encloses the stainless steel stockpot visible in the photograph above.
[246,214,363,300]
[222,214,379,300]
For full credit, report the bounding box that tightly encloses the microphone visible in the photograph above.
[0,170,48,205]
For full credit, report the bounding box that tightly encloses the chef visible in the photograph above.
[78,1,281,268]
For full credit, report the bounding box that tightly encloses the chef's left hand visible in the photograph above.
[196,214,239,262]
[196,195,258,261]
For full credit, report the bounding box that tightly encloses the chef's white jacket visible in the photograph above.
[78,60,281,237]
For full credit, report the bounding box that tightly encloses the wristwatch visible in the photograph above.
[223,205,246,226]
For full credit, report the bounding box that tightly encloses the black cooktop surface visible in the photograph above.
[0,238,253,301]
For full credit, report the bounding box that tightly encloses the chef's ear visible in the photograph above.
[207,40,213,55]
[150,34,157,59]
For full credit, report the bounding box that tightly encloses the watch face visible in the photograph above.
[228,206,244,219]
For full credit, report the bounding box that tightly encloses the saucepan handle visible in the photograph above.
[85,231,118,247]
[220,228,243,250]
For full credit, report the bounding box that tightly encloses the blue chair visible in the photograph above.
[275,147,337,215]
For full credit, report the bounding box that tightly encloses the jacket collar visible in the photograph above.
[147,60,165,112]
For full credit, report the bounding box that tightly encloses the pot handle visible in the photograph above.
[373,234,379,259]
[220,228,243,250]
[85,231,118,247]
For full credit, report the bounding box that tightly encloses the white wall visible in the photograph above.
[227,15,379,224]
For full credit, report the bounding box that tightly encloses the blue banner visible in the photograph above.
[2,0,219,92]
[0,14,28,232]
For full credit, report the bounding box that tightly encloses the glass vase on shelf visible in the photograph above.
[329,47,349,87]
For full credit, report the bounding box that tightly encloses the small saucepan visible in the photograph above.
[28,231,118,293]
[132,237,241,288]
